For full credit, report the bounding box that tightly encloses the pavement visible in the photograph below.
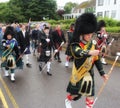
[0,51,120,108]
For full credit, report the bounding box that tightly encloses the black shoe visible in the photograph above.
[54,57,57,60]
[47,72,52,76]
[39,65,42,71]
[58,59,61,63]
[37,57,40,62]
[26,63,32,68]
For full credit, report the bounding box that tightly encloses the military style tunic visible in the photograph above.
[67,40,105,98]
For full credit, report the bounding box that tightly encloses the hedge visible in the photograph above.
[46,17,120,32]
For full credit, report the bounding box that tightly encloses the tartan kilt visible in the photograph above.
[67,76,95,96]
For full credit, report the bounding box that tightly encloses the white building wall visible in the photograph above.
[96,0,120,20]
[63,8,85,19]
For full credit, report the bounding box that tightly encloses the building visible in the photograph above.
[63,7,85,19]
[95,0,120,20]
[63,0,96,19]
[63,0,120,21]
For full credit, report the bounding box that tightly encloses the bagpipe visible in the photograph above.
[1,43,27,69]
[1,42,16,69]
[96,32,114,56]
[1,41,15,62]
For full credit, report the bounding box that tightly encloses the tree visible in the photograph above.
[0,0,57,23]
[0,3,8,22]
[64,2,78,14]
[9,0,57,21]
[8,0,25,23]
[56,9,65,19]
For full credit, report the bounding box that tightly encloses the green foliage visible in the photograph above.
[0,3,8,22]
[106,27,120,33]
[97,17,119,27]
[47,18,120,33]
[64,2,78,14]
[47,19,76,30]
[116,21,120,26]
[47,19,75,25]
[97,17,120,32]
[0,0,57,23]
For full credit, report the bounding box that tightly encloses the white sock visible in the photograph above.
[26,55,29,64]
[65,99,72,108]
[11,73,15,81]
[47,62,51,72]
[4,70,9,76]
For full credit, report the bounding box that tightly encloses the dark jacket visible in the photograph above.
[38,31,55,62]
[17,30,30,53]
[52,30,66,48]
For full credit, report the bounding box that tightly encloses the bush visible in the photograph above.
[47,19,76,30]
[97,17,119,27]
[46,17,120,32]
[106,27,120,33]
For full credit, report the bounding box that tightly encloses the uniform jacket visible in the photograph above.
[70,40,105,84]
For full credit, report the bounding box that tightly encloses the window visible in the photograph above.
[111,10,116,18]
[79,9,81,13]
[98,0,104,6]
[97,12,103,17]
[107,0,110,5]
[114,0,117,4]
[72,15,73,19]
[104,11,109,17]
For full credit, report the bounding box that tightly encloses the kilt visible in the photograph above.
[67,73,95,97]
[38,49,51,63]
[65,44,72,56]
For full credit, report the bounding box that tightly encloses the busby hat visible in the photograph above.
[97,20,106,31]
[4,26,15,39]
[72,13,97,42]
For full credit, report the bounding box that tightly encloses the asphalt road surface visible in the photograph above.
[0,51,120,108]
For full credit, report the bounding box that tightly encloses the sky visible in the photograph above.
[0,0,87,6]
[0,0,9,2]
[57,0,87,6]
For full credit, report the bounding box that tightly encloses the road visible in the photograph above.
[0,51,120,108]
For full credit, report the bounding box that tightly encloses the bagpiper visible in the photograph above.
[96,20,109,65]
[65,13,108,108]
[1,26,23,82]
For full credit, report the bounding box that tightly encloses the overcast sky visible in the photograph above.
[0,0,9,2]
[0,0,87,6]
[57,0,87,6]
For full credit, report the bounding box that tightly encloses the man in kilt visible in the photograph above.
[38,26,55,76]
[96,20,109,65]
[1,26,23,82]
[65,13,108,108]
